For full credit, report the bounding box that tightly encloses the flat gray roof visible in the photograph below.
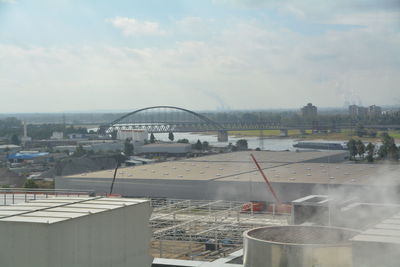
[352,212,400,245]
[0,197,148,224]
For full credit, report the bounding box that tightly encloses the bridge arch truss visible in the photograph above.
[99,106,225,134]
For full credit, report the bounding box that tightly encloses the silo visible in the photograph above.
[243,225,359,267]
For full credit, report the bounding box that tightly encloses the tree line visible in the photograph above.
[0,117,88,144]
[347,133,399,162]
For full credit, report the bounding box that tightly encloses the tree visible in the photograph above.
[366,142,375,162]
[11,134,20,145]
[387,143,399,161]
[236,139,248,150]
[367,129,377,138]
[177,138,189,143]
[73,145,86,157]
[355,123,366,137]
[202,141,209,150]
[113,153,126,167]
[124,138,134,156]
[110,130,118,140]
[24,179,39,188]
[347,139,357,160]
[150,133,156,143]
[168,132,174,142]
[378,132,398,161]
[356,140,365,160]
[194,139,203,150]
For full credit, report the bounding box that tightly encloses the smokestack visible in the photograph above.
[23,121,27,139]
[21,121,31,145]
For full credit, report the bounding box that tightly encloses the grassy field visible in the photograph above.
[228,129,400,142]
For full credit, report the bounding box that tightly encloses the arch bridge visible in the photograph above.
[98,106,228,141]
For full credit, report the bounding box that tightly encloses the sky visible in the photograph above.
[0,0,399,112]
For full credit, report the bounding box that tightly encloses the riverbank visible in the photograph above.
[227,129,400,142]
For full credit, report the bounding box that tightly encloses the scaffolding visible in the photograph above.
[150,198,290,261]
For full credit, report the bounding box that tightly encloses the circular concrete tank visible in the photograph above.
[243,225,359,267]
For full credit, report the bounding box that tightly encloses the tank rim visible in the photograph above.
[243,225,360,247]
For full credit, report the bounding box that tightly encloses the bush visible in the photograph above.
[24,179,39,188]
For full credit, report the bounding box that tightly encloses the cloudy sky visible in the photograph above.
[0,0,399,112]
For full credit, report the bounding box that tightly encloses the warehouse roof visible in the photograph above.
[7,152,49,160]
[187,151,346,163]
[0,197,148,224]
[64,151,400,186]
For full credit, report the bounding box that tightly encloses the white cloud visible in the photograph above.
[0,13,399,112]
[106,17,166,36]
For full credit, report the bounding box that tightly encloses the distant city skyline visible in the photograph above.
[0,0,399,112]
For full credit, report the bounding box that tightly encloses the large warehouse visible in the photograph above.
[56,151,400,203]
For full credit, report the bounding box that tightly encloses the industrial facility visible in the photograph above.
[1,150,399,266]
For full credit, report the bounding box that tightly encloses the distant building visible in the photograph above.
[117,129,148,143]
[7,151,50,164]
[368,105,382,117]
[301,103,317,118]
[0,144,21,154]
[136,143,191,156]
[50,131,64,140]
[55,140,124,153]
[67,133,88,140]
[349,105,367,117]
[349,104,381,118]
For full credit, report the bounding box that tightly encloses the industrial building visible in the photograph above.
[136,143,192,156]
[0,196,153,267]
[56,150,400,203]
[301,103,317,118]
[116,129,148,142]
[54,140,124,153]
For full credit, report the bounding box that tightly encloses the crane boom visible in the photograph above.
[250,153,281,205]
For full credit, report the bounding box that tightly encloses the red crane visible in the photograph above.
[250,153,281,205]
[241,154,291,214]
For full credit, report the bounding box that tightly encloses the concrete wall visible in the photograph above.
[56,177,321,202]
[352,241,400,267]
[0,201,153,267]
[56,176,400,203]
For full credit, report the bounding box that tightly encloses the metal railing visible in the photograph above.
[0,188,95,206]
